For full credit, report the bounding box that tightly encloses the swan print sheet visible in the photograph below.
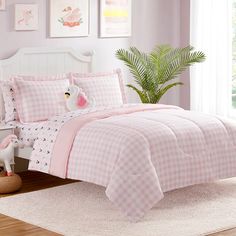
[28,104,236,221]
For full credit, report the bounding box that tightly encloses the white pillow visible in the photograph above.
[14,79,69,123]
[0,88,5,122]
[0,82,18,122]
[71,69,127,106]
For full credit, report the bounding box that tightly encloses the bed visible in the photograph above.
[1,48,236,222]
[0,47,94,159]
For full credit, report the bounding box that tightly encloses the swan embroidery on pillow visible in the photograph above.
[64,85,94,111]
[58,6,83,28]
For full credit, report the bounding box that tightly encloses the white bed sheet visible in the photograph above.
[8,121,45,147]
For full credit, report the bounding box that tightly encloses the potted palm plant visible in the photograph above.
[116,45,206,103]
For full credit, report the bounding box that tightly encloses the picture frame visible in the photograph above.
[0,0,6,11]
[50,0,90,38]
[99,0,132,38]
[15,4,39,31]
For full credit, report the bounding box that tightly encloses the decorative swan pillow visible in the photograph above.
[64,85,91,111]
[71,69,127,107]
[14,79,70,123]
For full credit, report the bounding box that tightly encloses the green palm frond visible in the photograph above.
[151,45,205,84]
[161,50,205,83]
[156,82,184,102]
[116,45,206,104]
[127,84,150,103]
[116,49,147,89]
[116,49,157,92]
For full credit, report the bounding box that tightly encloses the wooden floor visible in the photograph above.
[0,171,235,236]
[0,171,77,198]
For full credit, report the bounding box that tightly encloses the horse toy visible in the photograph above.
[64,85,95,111]
[0,135,19,176]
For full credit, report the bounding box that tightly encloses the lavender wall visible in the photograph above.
[131,0,190,106]
[0,0,190,106]
[180,0,191,109]
[0,0,129,70]
[131,0,191,107]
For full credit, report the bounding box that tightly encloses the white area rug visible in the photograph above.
[1,180,236,236]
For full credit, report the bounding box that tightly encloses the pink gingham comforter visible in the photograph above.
[28,104,236,221]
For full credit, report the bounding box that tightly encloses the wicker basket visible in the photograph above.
[0,173,22,194]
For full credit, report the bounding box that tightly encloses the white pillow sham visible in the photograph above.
[0,81,18,122]
[0,88,5,122]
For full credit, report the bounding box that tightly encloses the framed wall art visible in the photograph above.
[0,0,6,11]
[15,4,39,31]
[100,0,132,38]
[50,0,90,38]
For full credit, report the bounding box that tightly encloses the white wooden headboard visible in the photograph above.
[0,47,94,161]
[0,47,94,80]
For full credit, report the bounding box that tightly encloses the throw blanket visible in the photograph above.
[29,104,236,221]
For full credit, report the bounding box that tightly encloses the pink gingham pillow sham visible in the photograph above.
[14,79,69,123]
[71,69,127,106]
[1,74,69,123]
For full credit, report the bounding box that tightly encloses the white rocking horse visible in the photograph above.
[0,135,19,176]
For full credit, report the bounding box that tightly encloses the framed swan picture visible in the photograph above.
[50,0,90,38]
[15,4,39,31]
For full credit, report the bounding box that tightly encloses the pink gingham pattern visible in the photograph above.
[72,69,127,106]
[14,79,69,123]
[28,105,236,221]
[1,75,69,123]
[11,74,69,82]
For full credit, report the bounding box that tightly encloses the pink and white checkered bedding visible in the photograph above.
[71,69,127,105]
[0,74,69,123]
[14,79,69,123]
[27,104,236,222]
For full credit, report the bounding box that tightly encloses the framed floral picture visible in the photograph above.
[100,0,132,38]
[50,0,90,38]
[15,4,39,31]
[0,0,6,11]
